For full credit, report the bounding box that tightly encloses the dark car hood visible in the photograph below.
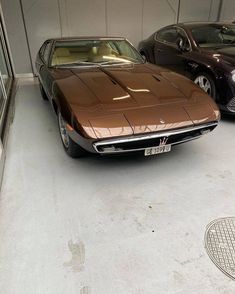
[54,63,219,138]
[202,46,235,66]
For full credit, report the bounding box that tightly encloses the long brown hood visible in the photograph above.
[54,63,219,139]
[72,65,190,109]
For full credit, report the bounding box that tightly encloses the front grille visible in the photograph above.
[227,97,235,112]
[93,122,218,154]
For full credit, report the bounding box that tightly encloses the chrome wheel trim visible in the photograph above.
[58,112,69,148]
[194,75,212,95]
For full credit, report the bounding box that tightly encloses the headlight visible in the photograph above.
[231,70,235,82]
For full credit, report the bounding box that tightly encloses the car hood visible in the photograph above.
[54,63,219,139]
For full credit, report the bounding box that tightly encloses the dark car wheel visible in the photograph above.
[39,81,49,101]
[58,112,87,158]
[194,73,216,100]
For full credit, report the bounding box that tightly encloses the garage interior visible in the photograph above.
[0,1,235,293]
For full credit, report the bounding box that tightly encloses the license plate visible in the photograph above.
[144,144,171,156]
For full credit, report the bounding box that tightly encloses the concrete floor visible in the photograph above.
[0,78,235,294]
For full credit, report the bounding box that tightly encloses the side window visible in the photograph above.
[176,28,191,51]
[43,42,52,64]
[156,27,178,44]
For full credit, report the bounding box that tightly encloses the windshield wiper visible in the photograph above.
[99,60,134,66]
[53,59,138,68]
[54,61,100,67]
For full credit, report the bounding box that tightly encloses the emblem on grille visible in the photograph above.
[159,137,168,146]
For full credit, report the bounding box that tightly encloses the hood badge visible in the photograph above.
[160,118,165,124]
[159,137,169,146]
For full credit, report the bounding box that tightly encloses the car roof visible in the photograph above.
[176,22,234,29]
[45,36,126,42]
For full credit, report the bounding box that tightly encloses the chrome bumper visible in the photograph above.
[93,121,218,154]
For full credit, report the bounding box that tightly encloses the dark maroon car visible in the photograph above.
[138,22,235,114]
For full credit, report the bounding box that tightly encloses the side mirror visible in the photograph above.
[141,54,147,62]
[177,37,190,52]
[177,38,184,51]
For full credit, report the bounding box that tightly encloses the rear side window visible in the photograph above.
[156,27,178,44]
[39,43,46,55]
[43,42,52,64]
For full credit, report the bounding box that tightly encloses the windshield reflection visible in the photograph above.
[51,39,144,67]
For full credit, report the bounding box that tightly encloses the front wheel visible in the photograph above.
[58,112,87,158]
[193,73,216,100]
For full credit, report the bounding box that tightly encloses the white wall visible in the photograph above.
[219,0,235,22]
[143,0,179,39]
[1,0,32,73]
[179,0,220,22]
[1,0,228,75]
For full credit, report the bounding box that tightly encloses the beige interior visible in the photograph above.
[52,48,74,65]
[52,44,117,66]
[91,43,115,62]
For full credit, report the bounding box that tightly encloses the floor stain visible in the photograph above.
[173,271,184,282]
[80,286,91,294]
[63,240,85,272]
[219,170,232,179]
[175,253,204,266]
[52,176,58,213]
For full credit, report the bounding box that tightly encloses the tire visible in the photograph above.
[193,72,216,100]
[58,112,87,158]
[39,81,49,101]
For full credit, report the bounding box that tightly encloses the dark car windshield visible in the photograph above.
[191,24,235,47]
[51,39,143,67]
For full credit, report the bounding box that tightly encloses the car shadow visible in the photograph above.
[221,113,235,122]
[73,142,196,170]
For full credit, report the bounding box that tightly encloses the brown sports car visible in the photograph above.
[36,37,220,157]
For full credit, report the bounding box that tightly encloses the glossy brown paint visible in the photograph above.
[52,63,219,139]
[36,37,219,155]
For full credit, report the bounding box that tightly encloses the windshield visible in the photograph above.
[51,39,143,67]
[191,24,235,47]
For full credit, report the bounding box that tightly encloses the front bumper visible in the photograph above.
[92,121,218,154]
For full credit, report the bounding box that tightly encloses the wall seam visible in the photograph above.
[141,0,144,40]
[208,0,213,21]
[105,0,108,35]
[0,3,16,76]
[19,0,34,74]
[57,0,63,37]
[177,0,181,23]
[217,0,224,21]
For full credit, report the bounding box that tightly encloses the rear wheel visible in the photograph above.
[58,112,87,158]
[39,81,48,101]
[194,72,216,100]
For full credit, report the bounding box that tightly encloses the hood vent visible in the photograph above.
[152,75,161,82]
[110,78,117,85]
